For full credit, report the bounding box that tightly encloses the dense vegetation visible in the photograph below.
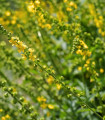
[0,0,105,120]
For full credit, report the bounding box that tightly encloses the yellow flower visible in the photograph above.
[47,112,50,117]
[0,17,4,23]
[74,4,77,9]
[86,50,91,57]
[22,54,27,60]
[80,40,84,45]
[56,84,62,90]
[28,48,34,53]
[48,104,54,109]
[86,67,90,71]
[11,20,16,25]
[86,59,90,64]
[13,88,16,93]
[77,46,81,49]
[35,0,40,6]
[51,70,55,74]
[12,16,17,20]
[99,16,103,20]
[100,68,104,73]
[0,109,3,112]
[84,44,88,49]
[40,103,47,109]
[84,64,88,67]
[64,0,67,3]
[43,65,47,69]
[66,7,72,12]
[98,29,102,33]
[80,40,88,49]
[9,37,18,46]
[90,78,94,82]
[47,76,54,84]
[27,4,34,12]
[78,66,82,71]
[101,32,105,37]
[92,62,95,66]
[37,97,42,102]
[82,56,86,60]
[69,1,74,6]
[17,41,23,46]
[23,99,28,103]
[29,53,37,61]
[45,24,52,30]
[76,49,82,55]
[5,11,11,16]
[5,115,10,119]
[75,16,79,19]
[16,41,27,53]
[19,45,27,52]
[37,96,46,102]
[1,117,6,120]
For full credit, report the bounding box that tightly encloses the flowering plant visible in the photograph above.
[0,0,105,120]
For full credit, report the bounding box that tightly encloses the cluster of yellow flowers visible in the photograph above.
[37,96,46,102]
[38,14,45,27]
[76,39,95,74]
[64,1,77,12]
[47,76,62,90]
[29,48,37,61]
[1,115,10,120]
[27,0,40,13]
[37,13,51,29]
[37,96,54,110]
[27,2,34,13]
[0,0,105,119]
[0,1,41,29]
[0,11,18,26]
[76,40,91,59]
[89,4,105,36]
[0,109,10,119]
[9,37,27,52]
[27,0,52,30]
[9,37,37,61]
[84,59,94,71]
